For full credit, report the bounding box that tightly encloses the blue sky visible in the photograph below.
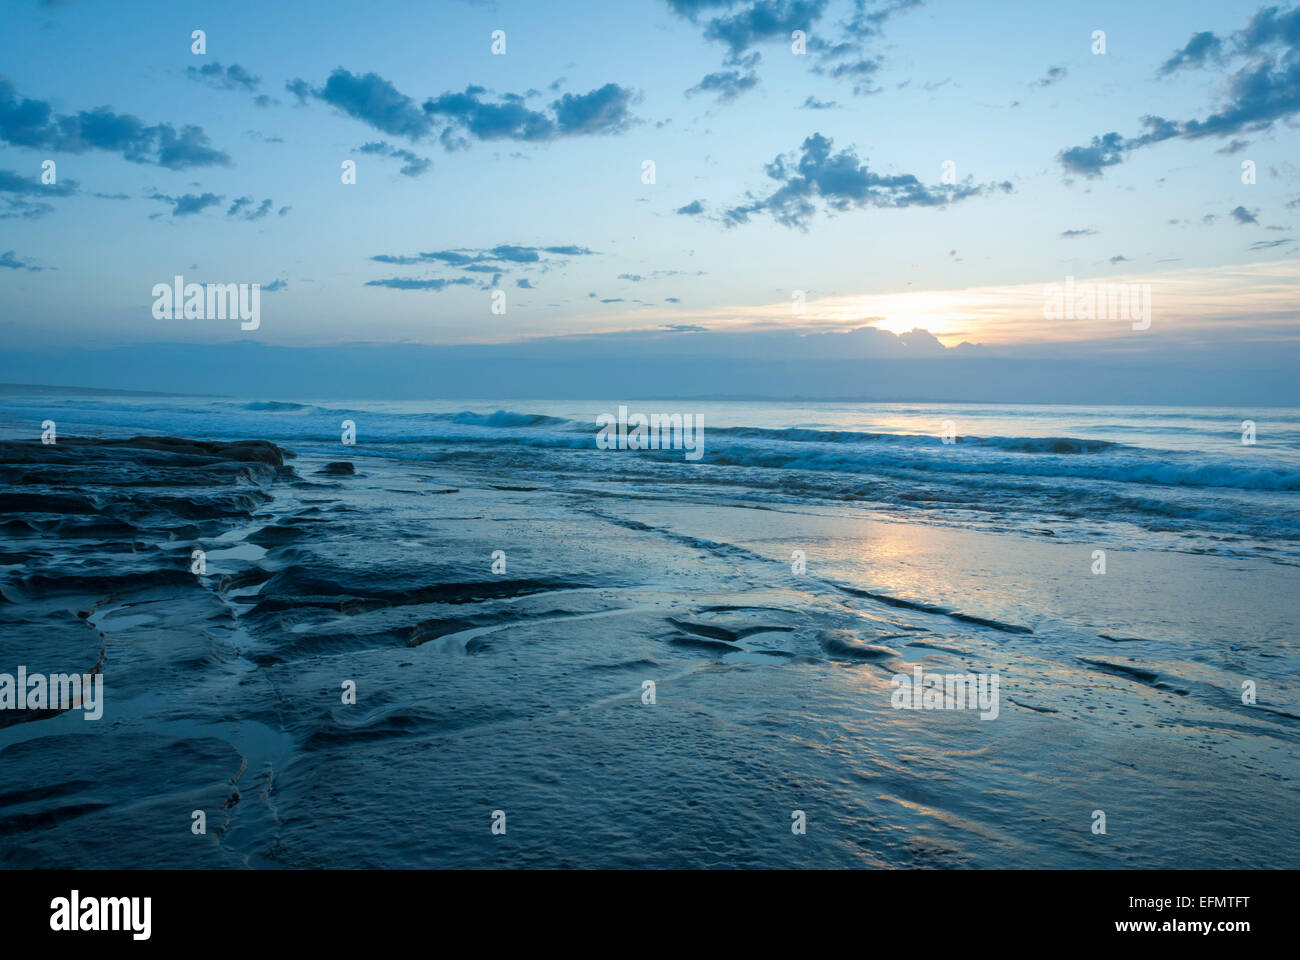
[2,0,1299,392]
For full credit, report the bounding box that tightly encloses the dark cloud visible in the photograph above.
[358,140,432,176]
[422,85,554,144]
[1060,227,1097,238]
[543,245,595,255]
[371,244,597,267]
[1231,205,1260,224]
[676,199,706,215]
[699,0,831,60]
[665,0,920,93]
[187,62,261,92]
[366,244,595,292]
[686,69,760,102]
[0,169,75,197]
[1061,7,1300,177]
[293,70,638,148]
[715,132,1008,229]
[313,69,432,138]
[1158,31,1225,75]
[262,279,287,292]
[516,278,534,288]
[285,78,312,105]
[0,250,43,271]
[426,82,637,144]
[0,198,54,220]
[820,58,882,95]
[0,79,230,169]
[1058,131,1126,178]
[0,168,76,220]
[149,191,224,216]
[227,196,274,220]
[551,83,637,135]
[1109,255,1130,264]
[365,277,479,291]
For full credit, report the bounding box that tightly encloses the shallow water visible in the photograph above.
[0,395,1297,868]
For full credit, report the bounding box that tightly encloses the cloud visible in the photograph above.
[1231,205,1260,224]
[819,57,882,94]
[713,132,1009,229]
[0,79,230,169]
[0,169,76,197]
[307,69,433,138]
[1249,237,1294,249]
[292,70,639,148]
[365,276,479,291]
[358,140,432,176]
[285,78,312,105]
[1060,7,1300,177]
[0,198,54,220]
[0,168,76,219]
[516,278,534,288]
[227,196,274,220]
[262,279,287,292]
[1036,66,1067,87]
[371,244,597,267]
[664,0,920,92]
[366,244,596,292]
[1158,31,1225,75]
[695,0,832,60]
[149,191,224,216]
[1060,227,1097,238]
[686,69,760,102]
[550,83,638,135]
[1058,131,1126,178]
[800,95,839,109]
[1109,255,1130,264]
[0,250,42,271]
[676,199,706,215]
[187,62,261,92]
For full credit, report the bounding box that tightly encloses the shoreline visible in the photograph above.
[2,432,1297,867]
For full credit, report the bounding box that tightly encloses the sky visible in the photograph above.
[2,0,1299,400]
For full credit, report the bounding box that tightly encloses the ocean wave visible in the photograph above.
[966,435,1122,454]
[240,401,317,413]
[710,425,1128,454]
[701,442,1300,491]
[445,410,570,428]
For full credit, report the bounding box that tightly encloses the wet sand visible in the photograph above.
[1,435,1297,868]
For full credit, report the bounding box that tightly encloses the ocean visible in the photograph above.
[1,392,1297,867]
